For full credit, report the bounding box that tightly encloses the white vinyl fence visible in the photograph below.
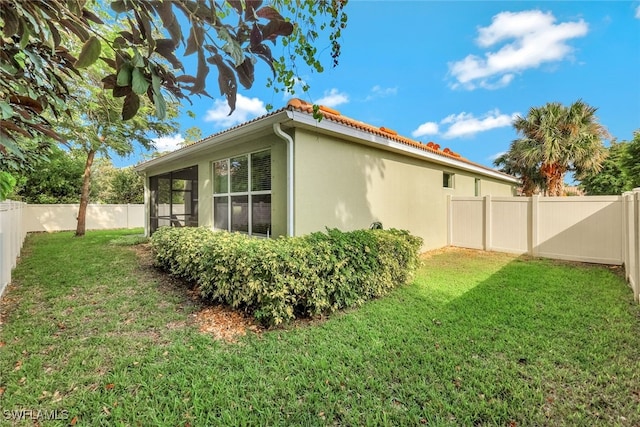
[0,201,27,298]
[24,204,144,232]
[623,190,640,302]
[449,191,640,301]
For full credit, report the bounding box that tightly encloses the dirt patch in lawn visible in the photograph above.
[131,243,262,342]
[420,246,502,260]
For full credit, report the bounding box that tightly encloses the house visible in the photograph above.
[134,99,518,250]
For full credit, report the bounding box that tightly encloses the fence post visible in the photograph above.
[447,195,452,246]
[529,195,539,257]
[483,195,492,251]
[634,189,640,302]
[623,192,630,283]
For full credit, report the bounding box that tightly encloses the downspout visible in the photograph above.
[273,123,294,236]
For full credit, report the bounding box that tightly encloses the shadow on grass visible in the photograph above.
[1,233,639,426]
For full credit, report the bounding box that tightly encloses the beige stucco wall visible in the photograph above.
[292,129,515,250]
[141,133,287,237]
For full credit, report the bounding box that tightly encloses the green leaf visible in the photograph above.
[0,172,17,201]
[19,24,30,49]
[116,64,132,86]
[132,49,145,68]
[150,68,165,119]
[122,92,140,121]
[74,36,102,68]
[151,69,162,95]
[0,101,14,120]
[153,90,166,120]
[131,68,149,95]
[218,27,244,66]
[0,131,25,160]
[0,59,19,75]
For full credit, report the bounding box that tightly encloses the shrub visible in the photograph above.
[150,227,423,326]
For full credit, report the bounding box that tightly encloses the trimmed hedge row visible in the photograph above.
[150,227,423,326]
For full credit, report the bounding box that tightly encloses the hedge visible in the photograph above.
[150,227,423,326]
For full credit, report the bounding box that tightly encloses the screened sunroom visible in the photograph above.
[148,165,198,234]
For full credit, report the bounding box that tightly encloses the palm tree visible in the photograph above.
[510,100,609,196]
[494,139,546,196]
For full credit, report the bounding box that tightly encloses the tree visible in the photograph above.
[623,131,640,189]
[10,145,85,203]
[578,130,640,194]
[507,100,609,196]
[54,64,178,236]
[0,0,347,163]
[578,140,632,195]
[0,132,54,201]
[105,167,145,204]
[0,171,16,201]
[494,139,546,196]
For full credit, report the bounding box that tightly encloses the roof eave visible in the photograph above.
[134,110,293,173]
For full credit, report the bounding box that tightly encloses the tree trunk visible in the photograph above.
[549,172,565,196]
[75,149,96,237]
[541,163,566,196]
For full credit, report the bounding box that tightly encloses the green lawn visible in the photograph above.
[1,229,639,426]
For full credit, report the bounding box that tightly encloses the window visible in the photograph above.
[213,150,271,236]
[149,166,198,234]
[443,172,454,188]
[475,178,481,196]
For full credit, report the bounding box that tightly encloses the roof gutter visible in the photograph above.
[273,122,295,237]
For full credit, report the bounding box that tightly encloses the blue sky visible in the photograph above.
[117,1,640,171]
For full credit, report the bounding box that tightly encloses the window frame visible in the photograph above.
[443,172,455,189]
[213,149,271,237]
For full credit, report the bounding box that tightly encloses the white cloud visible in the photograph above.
[636,5,640,19]
[441,110,519,139]
[365,85,398,100]
[204,94,267,127]
[315,88,349,107]
[153,134,184,152]
[449,10,589,90]
[411,122,439,138]
[413,109,519,140]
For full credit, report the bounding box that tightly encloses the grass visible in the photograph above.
[1,229,639,426]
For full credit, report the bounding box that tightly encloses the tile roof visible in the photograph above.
[138,97,515,182]
[286,98,465,161]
